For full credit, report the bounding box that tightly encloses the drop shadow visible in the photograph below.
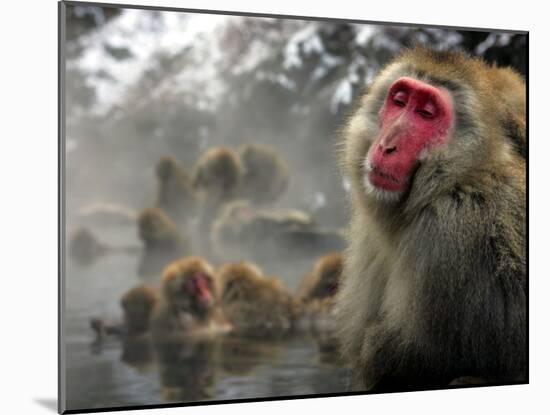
[35,398,57,412]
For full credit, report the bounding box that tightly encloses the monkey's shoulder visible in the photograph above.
[412,182,525,277]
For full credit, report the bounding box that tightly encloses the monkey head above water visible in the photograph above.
[295,253,343,357]
[151,256,229,340]
[337,48,526,391]
[155,156,197,225]
[297,253,343,304]
[69,226,109,266]
[238,143,289,206]
[90,285,159,339]
[121,285,159,335]
[192,146,245,252]
[193,146,244,202]
[137,207,191,277]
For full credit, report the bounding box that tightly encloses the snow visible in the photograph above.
[476,33,512,55]
[283,24,323,70]
[331,80,353,114]
[71,9,229,114]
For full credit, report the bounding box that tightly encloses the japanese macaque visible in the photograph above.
[297,253,343,303]
[193,146,245,251]
[121,285,159,335]
[217,262,298,337]
[296,253,343,332]
[69,227,109,266]
[137,207,191,277]
[150,256,230,340]
[336,48,526,391]
[238,143,289,205]
[211,199,344,264]
[296,254,344,364]
[90,285,159,338]
[155,156,197,226]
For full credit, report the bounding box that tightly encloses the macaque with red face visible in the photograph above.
[363,76,453,200]
[150,256,230,340]
[336,48,526,391]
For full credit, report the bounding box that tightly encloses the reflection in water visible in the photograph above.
[154,338,217,402]
[218,335,283,376]
[64,226,351,411]
[121,336,155,373]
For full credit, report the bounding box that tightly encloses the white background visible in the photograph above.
[0,0,546,414]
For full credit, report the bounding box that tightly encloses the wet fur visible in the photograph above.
[218,262,298,337]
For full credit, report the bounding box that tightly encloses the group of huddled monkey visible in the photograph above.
[92,253,342,344]
[71,142,344,273]
[90,253,344,401]
[79,47,526,394]
[83,142,345,366]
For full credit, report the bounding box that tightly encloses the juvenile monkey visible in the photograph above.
[121,285,159,335]
[136,207,191,277]
[155,156,197,226]
[296,253,344,362]
[336,48,526,391]
[193,146,245,252]
[238,143,289,205]
[297,253,343,303]
[217,262,298,338]
[90,284,158,338]
[150,256,230,340]
[68,227,109,266]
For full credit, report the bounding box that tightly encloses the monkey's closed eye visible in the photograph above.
[416,109,434,119]
[416,101,437,119]
[392,90,408,107]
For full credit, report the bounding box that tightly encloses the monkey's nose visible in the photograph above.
[379,143,397,155]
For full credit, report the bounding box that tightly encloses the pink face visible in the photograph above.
[184,272,213,310]
[365,77,453,193]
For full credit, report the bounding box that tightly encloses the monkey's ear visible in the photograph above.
[502,110,526,158]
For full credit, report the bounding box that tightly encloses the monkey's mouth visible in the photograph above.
[365,164,404,192]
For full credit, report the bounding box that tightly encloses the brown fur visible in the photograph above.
[336,48,526,391]
[295,254,343,353]
[193,146,244,201]
[155,156,197,225]
[120,285,159,335]
[137,207,191,277]
[151,256,229,340]
[297,253,343,302]
[217,262,298,337]
[239,143,289,205]
[193,146,245,252]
